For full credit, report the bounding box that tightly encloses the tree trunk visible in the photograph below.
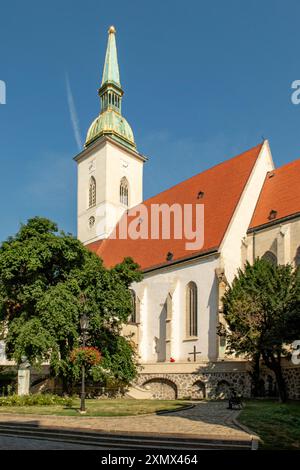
[250,353,261,397]
[262,352,287,403]
[61,376,69,395]
[272,362,287,403]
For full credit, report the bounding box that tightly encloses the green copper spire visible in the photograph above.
[101,26,121,88]
[98,26,123,115]
[85,26,136,150]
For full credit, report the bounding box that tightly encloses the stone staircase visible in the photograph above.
[0,422,255,450]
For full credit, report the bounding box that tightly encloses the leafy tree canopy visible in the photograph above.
[0,217,142,387]
[221,258,300,401]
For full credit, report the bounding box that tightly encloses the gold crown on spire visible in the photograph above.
[108,25,116,34]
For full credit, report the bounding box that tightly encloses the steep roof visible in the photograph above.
[87,143,263,271]
[249,158,300,230]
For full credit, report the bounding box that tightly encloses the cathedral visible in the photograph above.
[75,26,300,400]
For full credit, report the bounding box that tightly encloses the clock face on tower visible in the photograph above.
[89,160,96,173]
[121,159,129,169]
[89,216,95,228]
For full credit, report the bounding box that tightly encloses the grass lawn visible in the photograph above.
[238,400,300,450]
[0,399,188,417]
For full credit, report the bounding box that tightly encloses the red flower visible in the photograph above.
[170,357,175,362]
[70,346,102,366]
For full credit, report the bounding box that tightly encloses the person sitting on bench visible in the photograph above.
[228,387,243,409]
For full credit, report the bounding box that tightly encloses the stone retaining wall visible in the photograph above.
[9,361,300,400]
[283,367,300,400]
[136,364,300,400]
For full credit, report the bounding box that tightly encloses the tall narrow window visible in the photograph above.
[120,177,129,206]
[186,282,198,337]
[165,293,172,360]
[262,250,277,266]
[130,290,140,324]
[295,247,300,267]
[89,176,96,208]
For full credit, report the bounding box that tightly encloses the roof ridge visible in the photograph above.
[249,152,300,230]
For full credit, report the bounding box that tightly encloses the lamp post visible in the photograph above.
[80,312,89,413]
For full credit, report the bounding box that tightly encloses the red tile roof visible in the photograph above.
[87,143,263,271]
[249,158,300,230]
[86,239,103,254]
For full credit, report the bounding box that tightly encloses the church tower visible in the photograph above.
[75,26,146,245]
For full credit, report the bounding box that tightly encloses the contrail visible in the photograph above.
[65,73,82,151]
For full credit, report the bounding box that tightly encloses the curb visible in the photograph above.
[157,404,195,415]
[231,412,261,450]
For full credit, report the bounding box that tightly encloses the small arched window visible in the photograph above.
[89,176,96,208]
[262,250,277,266]
[120,177,129,206]
[186,282,198,337]
[295,247,300,267]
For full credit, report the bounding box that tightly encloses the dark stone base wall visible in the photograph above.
[136,364,300,400]
[282,367,300,400]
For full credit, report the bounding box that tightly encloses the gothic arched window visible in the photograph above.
[295,247,300,267]
[130,290,136,323]
[262,250,277,266]
[186,282,198,337]
[89,176,96,208]
[120,177,129,206]
[129,290,140,324]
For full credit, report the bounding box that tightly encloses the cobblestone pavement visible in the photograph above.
[0,435,102,450]
[0,402,250,441]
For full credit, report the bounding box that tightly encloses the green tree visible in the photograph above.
[221,258,300,402]
[0,217,142,391]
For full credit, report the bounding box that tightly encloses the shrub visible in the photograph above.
[0,393,75,407]
[0,368,17,396]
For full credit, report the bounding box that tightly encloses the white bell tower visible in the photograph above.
[74,26,146,245]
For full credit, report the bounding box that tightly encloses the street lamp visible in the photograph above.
[80,312,89,413]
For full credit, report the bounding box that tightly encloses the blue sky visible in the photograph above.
[1,0,300,241]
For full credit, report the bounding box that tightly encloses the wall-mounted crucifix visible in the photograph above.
[188,345,201,362]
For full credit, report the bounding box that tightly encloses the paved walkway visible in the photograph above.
[0,402,251,441]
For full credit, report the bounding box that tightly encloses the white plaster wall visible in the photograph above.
[220,141,274,283]
[105,141,143,210]
[76,138,144,245]
[290,218,300,262]
[246,216,300,265]
[77,140,107,244]
[131,255,219,364]
[137,285,148,361]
